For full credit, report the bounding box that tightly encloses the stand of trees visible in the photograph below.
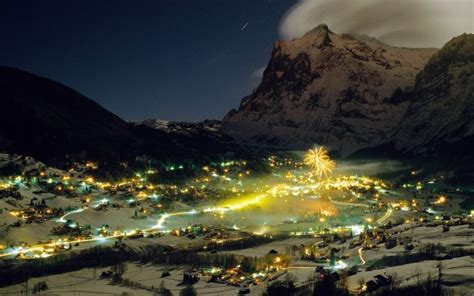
[0,246,131,287]
[367,243,474,270]
[264,271,451,296]
[0,234,282,288]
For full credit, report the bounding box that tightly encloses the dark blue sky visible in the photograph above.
[0,0,294,121]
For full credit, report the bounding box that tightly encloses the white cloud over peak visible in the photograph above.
[279,0,473,48]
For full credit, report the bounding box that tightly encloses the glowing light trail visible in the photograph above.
[358,247,366,265]
[377,208,393,225]
[56,208,85,223]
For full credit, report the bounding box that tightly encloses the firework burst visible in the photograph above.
[304,146,336,179]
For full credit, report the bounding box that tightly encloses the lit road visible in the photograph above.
[328,196,369,208]
[376,208,393,225]
[358,247,366,265]
[0,194,268,259]
[284,266,317,271]
[57,208,85,223]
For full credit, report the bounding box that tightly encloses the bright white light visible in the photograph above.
[350,225,364,236]
[332,260,348,270]
[96,237,108,243]
[57,208,84,223]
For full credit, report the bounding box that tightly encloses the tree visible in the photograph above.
[373,273,401,296]
[436,261,443,287]
[240,257,255,273]
[339,270,349,291]
[111,262,127,284]
[313,275,338,296]
[112,262,127,276]
[32,281,48,294]
[357,278,366,293]
[283,273,298,289]
[179,285,196,296]
[329,250,337,266]
[266,281,287,296]
[155,281,173,296]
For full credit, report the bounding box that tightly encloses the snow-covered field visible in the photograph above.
[222,237,320,257]
[348,256,474,295]
[0,263,242,296]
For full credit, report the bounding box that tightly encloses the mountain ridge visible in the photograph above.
[391,33,474,157]
[221,24,438,156]
[0,66,236,164]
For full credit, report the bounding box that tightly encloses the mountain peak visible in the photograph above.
[435,33,474,60]
[303,24,330,36]
[416,33,474,85]
[301,24,332,48]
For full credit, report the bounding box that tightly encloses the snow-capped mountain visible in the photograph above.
[392,34,474,157]
[221,24,437,156]
[137,119,221,136]
[133,119,233,144]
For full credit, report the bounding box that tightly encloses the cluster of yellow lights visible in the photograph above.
[435,195,447,205]
[0,183,11,189]
[9,210,23,217]
[304,146,336,179]
[85,161,98,170]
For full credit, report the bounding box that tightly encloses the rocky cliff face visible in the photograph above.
[221,25,437,156]
[392,34,474,156]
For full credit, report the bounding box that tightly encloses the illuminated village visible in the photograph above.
[1,0,473,294]
[1,150,472,295]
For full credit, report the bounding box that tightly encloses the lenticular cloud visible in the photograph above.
[279,0,473,48]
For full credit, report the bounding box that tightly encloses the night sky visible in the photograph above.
[0,0,295,122]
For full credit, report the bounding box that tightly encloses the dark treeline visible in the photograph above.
[367,243,474,270]
[137,235,287,268]
[212,234,288,251]
[265,270,450,296]
[0,234,284,288]
[0,246,131,287]
[138,246,241,268]
[0,161,22,176]
[83,156,271,183]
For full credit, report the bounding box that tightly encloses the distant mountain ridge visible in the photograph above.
[136,118,220,136]
[0,67,235,163]
[133,118,233,144]
[221,24,438,156]
[0,66,135,160]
